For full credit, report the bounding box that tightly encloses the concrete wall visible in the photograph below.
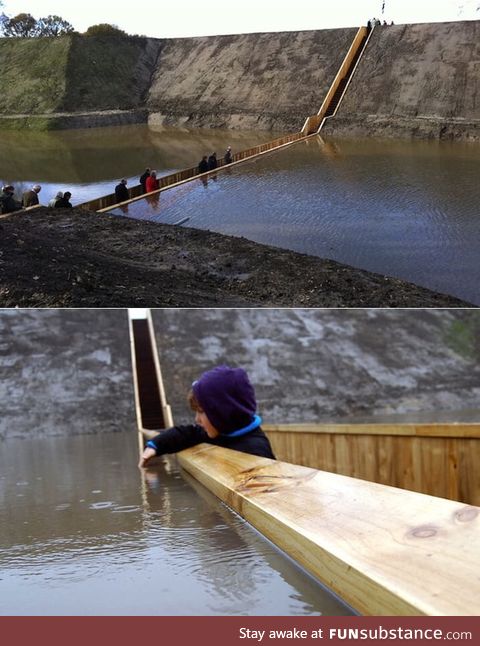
[0,310,136,441]
[323,21,480,140]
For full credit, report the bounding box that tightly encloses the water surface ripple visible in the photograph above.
[0,433,351,616]
[112,137,480,304]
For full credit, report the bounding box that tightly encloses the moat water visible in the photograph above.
[1,125,479,304]
[0,432,353,616]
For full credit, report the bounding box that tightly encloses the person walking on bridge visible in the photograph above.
[138,365,275,467]
[22,184,41,208]
[49,191,63,208]
[115,179,129,203]
[146,170,159,193]
[139,168,150,193]
[207,152,218,171]
[198,156,209,173]
[55,191,73,208]
[224,146,233,164]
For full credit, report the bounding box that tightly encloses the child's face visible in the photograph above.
[195,410,219,438]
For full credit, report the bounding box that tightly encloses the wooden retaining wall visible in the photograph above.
[178,443,480,616]
[128,311,173,454]
[263,424,480,506]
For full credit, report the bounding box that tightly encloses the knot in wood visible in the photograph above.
[455,506,479,523]
[409,525,438,539]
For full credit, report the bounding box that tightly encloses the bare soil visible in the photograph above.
[0,208,473,307]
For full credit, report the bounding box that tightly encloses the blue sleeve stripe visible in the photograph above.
[146,440,157,450]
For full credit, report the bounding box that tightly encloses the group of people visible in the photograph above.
[0,184,73,214]
[198,147,233,174]
[114,173,157,203]
[48,191,73,209]
[3,145,236,215]
[2,145,238,215]
[130,146,234,201]
[140,169,160,194]
[367,18,394,27]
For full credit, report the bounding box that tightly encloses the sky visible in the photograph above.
[2,1,479,38]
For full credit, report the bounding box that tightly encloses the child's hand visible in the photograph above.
[138,446,157,468]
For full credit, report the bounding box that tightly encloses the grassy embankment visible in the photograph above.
[0,34,154,130]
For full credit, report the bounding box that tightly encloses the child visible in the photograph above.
[139,365,275,467]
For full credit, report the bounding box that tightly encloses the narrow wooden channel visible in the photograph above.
[130,318,165,430]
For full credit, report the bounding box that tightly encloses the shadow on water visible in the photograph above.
[0,432,353,616]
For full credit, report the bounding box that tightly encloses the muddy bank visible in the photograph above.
[0,309,135,441]
[324,21,480,142]
[0,109,148,131]
[151,309,480,426]
[147,29,354,132]
[0,208,473,307]
[2,22,480,139]
[323,115,480,141]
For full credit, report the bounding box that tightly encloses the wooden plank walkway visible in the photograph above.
[178,443,480,616]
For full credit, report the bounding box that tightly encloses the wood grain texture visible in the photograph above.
[177,444,480,616]
[263,425,480,505]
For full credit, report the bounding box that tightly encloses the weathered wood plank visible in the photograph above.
[177,444,480,616]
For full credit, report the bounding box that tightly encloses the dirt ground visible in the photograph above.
[0,208,473,308]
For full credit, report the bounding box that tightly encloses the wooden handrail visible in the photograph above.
[262,423,480,505]
[316,26,368,122]
[128,313,480,614]
[128,311,173,455]
[177,443,480,616]
[263,423,480,438]
[94,132,309,213]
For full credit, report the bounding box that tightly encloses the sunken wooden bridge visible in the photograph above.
[128,310,480,616]
[78,27,372,215]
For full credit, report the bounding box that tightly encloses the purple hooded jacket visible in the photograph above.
[146,366,275,459]
[192,365,256,434]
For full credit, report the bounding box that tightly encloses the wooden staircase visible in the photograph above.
[302,25,372,134]
[324,29,369,117]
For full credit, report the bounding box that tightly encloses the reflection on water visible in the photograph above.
[0,433,352,616]
[0,124,277,206]
[110,136,480,305]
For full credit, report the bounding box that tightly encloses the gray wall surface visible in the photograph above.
[151,309,480,425]
[0,310,136,441]
[2,309,479,442]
